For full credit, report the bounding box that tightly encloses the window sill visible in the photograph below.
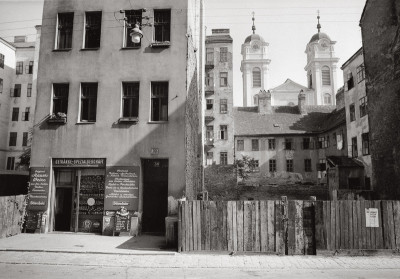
[80,48,100,51]
[147,121,168,124]
[121,46,141,50]
[150,41,171,48]
[118,117,138,124]
[76,121,96,125]
[53,49,72,52]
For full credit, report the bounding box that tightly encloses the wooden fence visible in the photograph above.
[0,195,27,238]
[178,200,400,254]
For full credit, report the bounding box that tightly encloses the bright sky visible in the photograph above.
[0,0,366,106]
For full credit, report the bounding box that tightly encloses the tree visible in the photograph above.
[234,155,257,181]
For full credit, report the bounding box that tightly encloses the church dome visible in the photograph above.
[309,32,331,43]
[244,33,265,44]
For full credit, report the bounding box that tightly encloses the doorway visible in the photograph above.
[142,159,168,233]
[54,187,73,231]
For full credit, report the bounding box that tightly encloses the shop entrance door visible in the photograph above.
[142,159,168,233]
[54,187,73,231]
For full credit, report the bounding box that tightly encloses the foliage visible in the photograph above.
[234,155,257,181]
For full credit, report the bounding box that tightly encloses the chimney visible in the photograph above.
[14,36,27,43]
[258,90,272,115]
[298,90,307,115]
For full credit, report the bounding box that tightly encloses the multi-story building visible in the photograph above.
[341,48,372,188]
[29,0,203,234]
[204,29,234,166]
[360,0,400,199]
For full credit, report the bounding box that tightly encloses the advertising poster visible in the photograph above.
[27,167,50,211]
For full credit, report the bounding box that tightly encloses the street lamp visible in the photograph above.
[130,23,143,43]
[119,9,151,44]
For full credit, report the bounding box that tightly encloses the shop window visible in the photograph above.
[237,139,244,151]
[153,9,171,43]
[80,83,98,122]
[220,99,227,114]
[220,152,228,165]
[268,138,275,150]
[253,67,261,87]
[0,78,3,93]
[11,84,21,97]
[347,72,354,90]
[350,103,355,121]
[6,157,15,170]
[284,138,293,150]
[206,99,213,110]
[27,83,32,97]
[206,152,213,165]
[219,125,227,140]
[9,132,17,146]
[362,133,370,155]
[352,137,358,158]
[84,11,102,49]
[12,107,19,121]
[16,62,23,75]
[321,66,331,85]
[252,139,259,151]
[0,53,4,69]
[357,64,365,83]
[151,82,168,121]
[219,72,227,87]
[359,96,367,118]
[220,47,227,62]
[26,61,33,74]
[324,93,331,105]
[56,13,74,49]
[22,132,28,147]
[286,159,294,172]
[269,159,276,172]
[305,159,312,172]
[53,83,69,115]
[122,82,139,118]
[124,9,142,48]
[23,107,30,121]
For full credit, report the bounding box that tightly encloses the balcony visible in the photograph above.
[205,90,214,96]
[205,138,214,146]
[205,115,214,122]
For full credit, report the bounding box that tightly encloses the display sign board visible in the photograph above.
[114,214,131,232]
[365,208,379,227]
[52,158,106,168]
[27,167,50,211]
[104,166,139,211]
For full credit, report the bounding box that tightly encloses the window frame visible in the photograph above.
[268,138,276,150]
[124,9,143,48]
[237,139,244,151]
[220,47,228,62]
[251,139,259,151]
[269,159,277,172]
[359,96,367,118]
[321,66,331,85]
[22,132,28,147]
[56,13,74,50]
[349,103,356,122]
[25,61,34,74]
[206,125,214,141]
[27,83,32,97]
[302,137,313,150]
[220,152,228,165]
[324,93,332,105]
[122,82,139,118]
[206,151,213,166]
[0,53,4,69]
[219,125,228,140]
[52,83,69,115]
[351,137,358,158]
[6,157,15,170]
[0,78,3,93]
[347,72,354,90]
[362,133,370,156]
[304,159,312,172]
[23,107,30,121]
[84,11,102,49]
[80,82,98,123]
[16,61,23,75]
[357,64,365,83]
[220,99,227,114]
[206,99,213,110]
[150,82,169,122]
[153,9,171,43]
[286,159,294,172]
[252,67,261,87]
[9,132,17,146]
[284,138,293,150]
[219,72,228,87]
[12,107,19,121]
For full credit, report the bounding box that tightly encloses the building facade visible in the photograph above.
[360,0,400,199]
[29,0,203,234]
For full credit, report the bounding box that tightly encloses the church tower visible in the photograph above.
[304,13,339,106]
[240,13,271,107]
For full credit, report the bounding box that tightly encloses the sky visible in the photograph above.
[0,0,366,106]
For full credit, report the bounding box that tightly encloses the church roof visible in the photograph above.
[309,32,331,43]
[269,79,311,92]
[244,33,265,44]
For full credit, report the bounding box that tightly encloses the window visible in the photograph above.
[220,152,228,165]
[154,9,171,43]
[253,160,260,172]
[336,131,344,150]
[324,93,331,105]
[308,72,312,88]
[219,125,228,140]
[359,97,367,118]
[252,139,259,151]
[9,132,17,146]
[302,137,313,149]
[318,136,328,149]
[26,61,33,74]
[11,84,21,97]
[237,140,244,151]
[220,99,227,114]
[57,13,74,49]
[318,159,326,171]
[357,64,365,83]
[53,84,69,114]
[205,72,213,87]
[124,10,142,48]
[206,152,213,165]
[284,138,293,150]
[0,78,3,93]
[286,159,294,172]
[349,103,355,122]
[6,157,15,170]
[23,107,30,121]
[0,53,4,69]
[305,159,312,172]
[80,83,98,122]
[321,66,331,85]
[16,62,23,75]
[151,82,168,121]
[22,132,28,147]
[253,67,261,87]
[362,133,370,155]
[269,159,276,172]
[206,126,213,140]
[220,47,227,62]
[347,72,354,90]
[206,48,214,64]
[84,11,102,49]
[268,138,276,150]
[206,99,213,110]
[122,82,139,118]
[27,83,32,97]
[12,108,19,121]
[352,137,358,158]
[219,72,227,87]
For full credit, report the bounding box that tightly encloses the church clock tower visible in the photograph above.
[240,13,271,107]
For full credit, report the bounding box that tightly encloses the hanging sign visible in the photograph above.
[27,167,50,211]
[365,208,379,227]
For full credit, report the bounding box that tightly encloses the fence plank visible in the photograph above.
[210,201,218,250]
[287,200,296,255]
[232,201,238,251]
[6,197,15,237]
[192,201,198,251]
[275,200,285,255]
[393,201,400,251]
[237,201,244,252]
[335,201,340,249]
[315,201,326,250]
[260,201,268,252]
[294,200,304,255]
[254,201,260,252]
[197,201,202,251]
[227,201,233,251]
[267,201,275,252]
[329,201,335,250]
[387,201,396,250]
[324,201,331,250]
[205,201,211,250]
[352,201,358,250]
[0,197,6,238]
[243,201,252,251]
[303,200,315,255]
[356,201,362,249]
[222,202,228,251]
[348,200,353,249]
[360,200,367,249]
[374,200,383,249]
[178,202,183,252]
